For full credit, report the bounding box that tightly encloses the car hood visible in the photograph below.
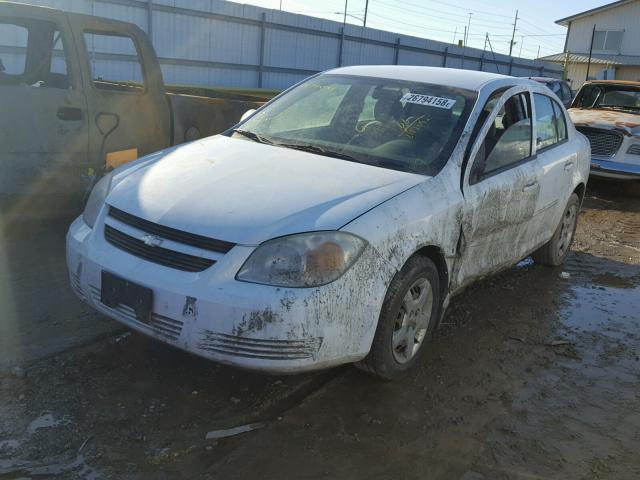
[106,136,425,245]
[568,108,640,136]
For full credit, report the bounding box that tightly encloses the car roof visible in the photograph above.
[327,65,521,91]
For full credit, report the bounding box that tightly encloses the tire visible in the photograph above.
[357,256,441,380]
[532,193,580,266]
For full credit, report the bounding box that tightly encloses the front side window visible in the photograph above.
[84,32,145,92]
[471,92,532,181]
[0,19,69,89]
[235,74,477,176]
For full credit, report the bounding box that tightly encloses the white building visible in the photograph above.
[542,0,640,89]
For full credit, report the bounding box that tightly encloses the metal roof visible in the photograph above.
[539,52,640,66]
[327,66,512,91]
[556,0,637,26]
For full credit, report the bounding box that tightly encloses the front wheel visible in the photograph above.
[357,256,441,380]
[532,193,580,266]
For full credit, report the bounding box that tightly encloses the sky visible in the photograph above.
[238,0,609,59]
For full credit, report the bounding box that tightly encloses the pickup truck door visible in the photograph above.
[70,16,171,171]
[454,87,542,287]
[0,4,89,208]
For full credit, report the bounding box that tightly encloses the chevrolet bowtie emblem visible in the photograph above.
[141,234,163,247]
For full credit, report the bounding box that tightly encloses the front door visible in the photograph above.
[454,87,542,287]
[0,5,89,213]
[70,16,171,173]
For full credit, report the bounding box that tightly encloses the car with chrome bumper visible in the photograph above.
[67,66,590,379]
[569,80,640,180]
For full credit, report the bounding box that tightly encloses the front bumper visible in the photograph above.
[66,216,392,373]
[591,157,640,180]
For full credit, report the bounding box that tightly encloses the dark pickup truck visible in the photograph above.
[0,2,277,217]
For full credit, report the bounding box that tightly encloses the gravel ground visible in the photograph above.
[0,178,638,479]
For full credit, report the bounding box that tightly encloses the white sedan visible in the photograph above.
[67,66,590,379]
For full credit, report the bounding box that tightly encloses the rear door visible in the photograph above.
[0,4,89,207]
[70,16,170,171]
[531,92,576,245]
[455,87,542,286]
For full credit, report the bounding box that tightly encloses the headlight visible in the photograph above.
[82,171,114,228]
[236,232,366,287]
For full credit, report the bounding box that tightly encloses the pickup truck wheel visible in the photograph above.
[532,193,580,266]
[356,256,440,380]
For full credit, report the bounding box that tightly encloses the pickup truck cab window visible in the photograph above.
[236,74,477,176]
[470,92,532,182]
[83,31,145,93]
[0,19,70,89]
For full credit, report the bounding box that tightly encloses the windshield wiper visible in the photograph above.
[232,129,274,145]
[273,142,364,163]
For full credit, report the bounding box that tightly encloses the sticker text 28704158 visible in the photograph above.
[400,93,456,110]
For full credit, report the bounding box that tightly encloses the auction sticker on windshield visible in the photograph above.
[400,93,456,109]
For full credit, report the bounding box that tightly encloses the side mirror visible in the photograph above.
[240,109,256,122]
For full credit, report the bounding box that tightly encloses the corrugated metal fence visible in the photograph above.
[9,0,562,89]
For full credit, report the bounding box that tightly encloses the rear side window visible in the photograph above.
[0,19,70,89]
[471,92,532,182]
[534,93,567,150]
[552,100,568,142]
[534,94,556,149]
[84,32,145,93]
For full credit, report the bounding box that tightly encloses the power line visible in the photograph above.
[380,0,514,28]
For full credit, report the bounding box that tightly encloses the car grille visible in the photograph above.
[198,330,322,360]
[108,207,235,253]
[576,127,623,157]
[104,225,216,272]
[89,285,184,341]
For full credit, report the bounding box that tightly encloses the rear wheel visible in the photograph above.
[357,256,440,380]
[532,193,580,266]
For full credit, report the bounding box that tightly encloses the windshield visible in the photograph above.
[573,84,640,112]
[232,74,477,176]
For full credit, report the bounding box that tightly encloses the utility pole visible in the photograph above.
[509,9,519,56]
[486,34,500,74]
[279,0,282,10]
[452,26,457,44]
[465,13,472,46]
[537,45,541,59]
[518,35,524,57]
[363,0,369,27]
[343,0,348,26]
[462,25,467,68]
[586,23,596,81]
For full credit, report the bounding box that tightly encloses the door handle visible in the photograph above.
[564,161,574,171]
[522,181,538,192]
[57,106,83,121]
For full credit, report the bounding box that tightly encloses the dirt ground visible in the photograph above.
[0,179,639,480]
